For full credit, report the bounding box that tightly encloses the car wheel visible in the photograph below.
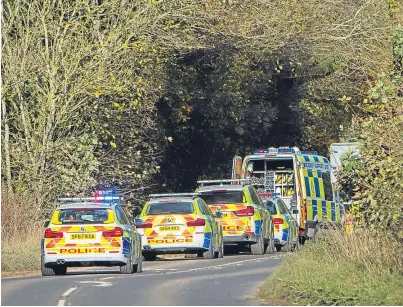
[41,256,55,276]
[250,231,264,255]
[203,238,215,259]
[265,228,275,254]
[134,256,143,273]
[120,248,134,274]
[275,245,282,252]
[143,253,157,261]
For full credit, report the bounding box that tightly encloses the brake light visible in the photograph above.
[136,223,153,229]
[187,218,206,227]
[102,227,123,237]
[273,218,284,225]
[44,228,63,238]
[234,206,254,216]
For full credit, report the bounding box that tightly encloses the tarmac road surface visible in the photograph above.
[1,253,284,306]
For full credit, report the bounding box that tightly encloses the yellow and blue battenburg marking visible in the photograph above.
[296,155,342,223]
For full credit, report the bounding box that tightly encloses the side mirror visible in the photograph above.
[214,211,223,218]
[43,220,50,228]
[292,209,299,215]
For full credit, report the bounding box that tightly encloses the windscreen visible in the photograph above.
[199,191,244,204]
[146,202,194,215]
[57,208,110,224]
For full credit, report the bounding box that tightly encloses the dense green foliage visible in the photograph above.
[336,23,403,240]
[1,0,396,217]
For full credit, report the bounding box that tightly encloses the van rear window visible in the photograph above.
[199,191,244,204]
[57,208,111,224]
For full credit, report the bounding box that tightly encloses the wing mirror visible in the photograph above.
[214,211,223,218]
[292,208,299,215]
[43,220,50,228]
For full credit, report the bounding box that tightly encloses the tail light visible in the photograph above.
[102,227,123,237]
[234,206,254,216]
[136,223,153,229]
[44,228,63,238]
[273,218,284,225]
[187,218,206,227]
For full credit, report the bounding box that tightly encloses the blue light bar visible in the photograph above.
[253,147,295,155]
[300,151,318,155]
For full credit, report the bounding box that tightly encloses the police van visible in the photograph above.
[232,147,344,242]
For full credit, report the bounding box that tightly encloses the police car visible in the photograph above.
[197,180,275,255]
[260,193,299,251]
[136,193,224,261]
[41,192,142,276]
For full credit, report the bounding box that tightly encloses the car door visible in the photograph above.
[248,186,269,238]
[198,199,218,248]
[278,199,295,242]
[116,206,137,258]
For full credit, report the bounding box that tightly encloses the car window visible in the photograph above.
[115,207,127,224]
[198,191,244,204]
[278,200,288,214]
[146,202,194,215]
[322,173,334,201]
[57,208,111,224]
[248,186,262,207]
[265,200,277,215]
[117,206,130,224]
[200,199,213,216]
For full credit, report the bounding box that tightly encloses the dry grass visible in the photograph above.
[260,229,403,306]
[1,192,43,273]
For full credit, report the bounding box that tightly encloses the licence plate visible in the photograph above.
[70,234,96,240]
[159,226,180,232]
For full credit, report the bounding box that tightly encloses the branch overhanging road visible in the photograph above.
[1,253,284,306]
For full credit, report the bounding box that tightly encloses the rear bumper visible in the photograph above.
[142,246,208,254]
[43,252,128,266]
[140,233,208,253]
[223,233,258,244]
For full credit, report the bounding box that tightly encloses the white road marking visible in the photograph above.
[79,281,113,287]
[57,299,65,306]
[61,287,77,297]
[100,277,116,280]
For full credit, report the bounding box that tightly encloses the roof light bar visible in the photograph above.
[149,193,198,198]
[57,196,121,202]
[197,179,250,187]
[300,151,318,155]
[253,147,300,155]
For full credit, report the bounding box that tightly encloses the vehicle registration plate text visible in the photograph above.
[70,234,96,240]
[159,226,180,232]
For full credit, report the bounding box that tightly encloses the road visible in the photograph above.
[1,253,284,306]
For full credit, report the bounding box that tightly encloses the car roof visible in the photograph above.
[57,202,118,210]
[148,197,195,203]
[197,184,245,192]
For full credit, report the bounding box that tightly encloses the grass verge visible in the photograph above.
[1,191,43,276]
[260,229,403,306]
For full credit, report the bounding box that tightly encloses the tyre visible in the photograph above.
[203,238,215,259]
[143,253,157,261]
[291,240,300,252]
[53,265,67,275]
[134,256,143,273]
[275,245,282,252]
[41,256,55,276]
[217,241,224,258]
[120,248,134,274]
[265,228,275,254]
[250,231,264,255]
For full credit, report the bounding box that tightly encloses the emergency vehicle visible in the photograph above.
[41,192,142,276]
[137,194,224,261]
[263,193,299,251]
[196,180,275,255]
[232,147,344,242]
